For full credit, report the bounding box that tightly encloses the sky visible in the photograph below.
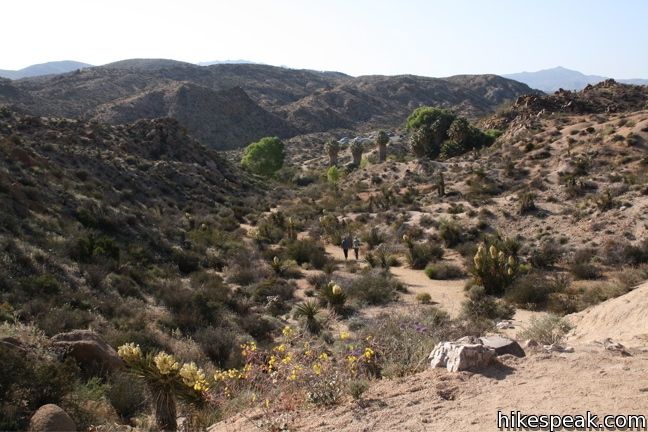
[2,0,647,78]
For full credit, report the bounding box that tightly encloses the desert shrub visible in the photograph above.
[357,307,454,377]
[424,262,464,280]
[347,379,369,400]
[505,271,555,309]
[365,245,398,270]
[461,285,515,323]
[362,227,386,250]
[172,248,200,274]
[594,190,618,211]
[518,315,572,345]
[570,248,600,279]
[518,190,536,214]
[241,136,284,176]
[250,278,295,306]
[404,241,444,269]
[530,239,564,269]
[415,292,432,304]
[283,239,327,269]
[603,239,648,266]
[194,325,239,367]
[347,270,401,305]
[438,218,462,247]
[0,348,78,430]
[107,371,148,421]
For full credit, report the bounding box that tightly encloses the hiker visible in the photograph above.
[341,234,352,260]
[353,236,361,260]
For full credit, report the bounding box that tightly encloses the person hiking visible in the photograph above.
[353,236,361,260]
[341,234,352,260]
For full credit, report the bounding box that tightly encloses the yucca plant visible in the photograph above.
[117,344,208,431]
[320,281,346,313]
[471,243,518,296]
[294,300,322,334]
[376,130,389,162]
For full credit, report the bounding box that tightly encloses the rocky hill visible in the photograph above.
[0,60,536,150]
[482,79,648,131]
[504,66,648,92]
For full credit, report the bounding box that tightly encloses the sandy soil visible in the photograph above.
[567,281,648,348]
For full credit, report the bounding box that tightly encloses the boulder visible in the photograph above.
[28,404,76,432]
[479,335,525,358]
[429,340,496,372]
[51,330,123,374]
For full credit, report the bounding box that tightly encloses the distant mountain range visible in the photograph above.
[0,58,537,150]
[0,60,92,80]
[503,66,648,93]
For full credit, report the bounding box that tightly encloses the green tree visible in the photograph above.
[241,136,285,176]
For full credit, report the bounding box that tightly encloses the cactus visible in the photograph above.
[350,140,364,166]
[471,242,518,296]
[325,139,340,167]
[376,130,389,162]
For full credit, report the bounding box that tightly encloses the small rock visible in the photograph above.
[496,320,514,329]
[602,338,631,356]
[480,335,525,358]
[429,340,496,372]
[29,404,76,432]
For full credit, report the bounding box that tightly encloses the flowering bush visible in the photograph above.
[471,242,518,296]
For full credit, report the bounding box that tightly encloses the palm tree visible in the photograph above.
[376,130,390,162]
[325,139,340,167]
[350,140,364,166]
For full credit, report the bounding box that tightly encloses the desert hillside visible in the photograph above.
[0,60,536,149]
[2,73,648,431]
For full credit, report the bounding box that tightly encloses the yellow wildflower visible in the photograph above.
[281,354,293,365]
[339,331,350,340]
[153,352,179,375]
[282,326,295,337]
[312,362,322,375]
[318,352,329,362]
[363,347,375,360]
[274,344,287,354]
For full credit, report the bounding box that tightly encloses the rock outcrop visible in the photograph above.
[28,404,75,432]
[51,330,123,374]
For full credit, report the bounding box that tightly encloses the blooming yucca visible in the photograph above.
[153,352,179,375]
[117,343,142,363]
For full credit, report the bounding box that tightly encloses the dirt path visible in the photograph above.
[324,243,467,317]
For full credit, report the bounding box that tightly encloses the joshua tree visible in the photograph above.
[376,130,390,162]
[350,140,364,166]
[325,139,340,167]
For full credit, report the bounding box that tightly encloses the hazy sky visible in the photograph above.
[3,0,647,78]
